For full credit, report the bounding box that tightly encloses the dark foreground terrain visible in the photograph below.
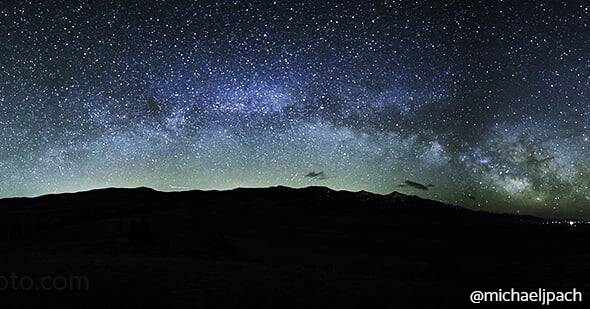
[0,186,587,308]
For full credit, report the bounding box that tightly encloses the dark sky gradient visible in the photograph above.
[1,0,589,218]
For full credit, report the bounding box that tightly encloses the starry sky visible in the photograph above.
[1,0,589,218]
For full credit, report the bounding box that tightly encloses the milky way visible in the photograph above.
[1,1,589,218]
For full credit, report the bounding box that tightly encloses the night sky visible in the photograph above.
[1,0,589,218]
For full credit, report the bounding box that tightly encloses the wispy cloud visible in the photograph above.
[305,171,327,180]
[398,180,433,191]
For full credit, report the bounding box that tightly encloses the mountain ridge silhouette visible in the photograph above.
[0,185,547,223]
[0,185,588,308]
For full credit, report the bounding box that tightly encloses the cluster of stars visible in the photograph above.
[0,0,589,218]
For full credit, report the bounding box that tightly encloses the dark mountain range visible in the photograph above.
[0,186,586,308]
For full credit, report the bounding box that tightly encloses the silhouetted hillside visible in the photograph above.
[0,185,545,224]
[0,186,586,308]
